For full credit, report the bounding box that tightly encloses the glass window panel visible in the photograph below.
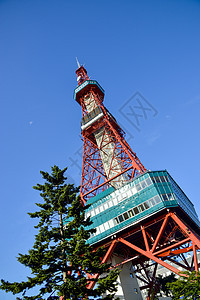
[104,222,109,230]
[160,176,166,183]
[167,193,174,201]
[114,218,119,225]
[136,183,142,192]
[144,201,150,209]
[122,192,127,200]
[117,195,122,202]
[96,227,100,235]
[149,198,156,206]
[146,177,152,186]
[90,210,95,217]
[99,205,104,212]
[151,177,156,184]
[95,207,100,214]
[123,212,129,220]
[162,194,168,201]
[108,219,114,228]
[118,215,124,223]
[138,204,145,212]
[127,190,132,197]
[95,106,98,114]
[155,176,161,183]
[104,202,108,210]
[154,195,161,203]
[164,175,169,182]
[99,224,105,233]
[141,180,147,189]
[108,200,113,207]
[85,115,89,123]
[133,207,139,215]
[131,186,137,195]
[128,210,134,217]
[113,199,118,205]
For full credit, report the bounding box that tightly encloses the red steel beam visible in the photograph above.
[193,243,198,272]
[83,165,133,198]
[118,237,187,276]
[171,213,200,249]
[151,214,169,253]
[157,245,193,257]
[141,225,150,252]
[87,239,117,290]
[154,238,190,256]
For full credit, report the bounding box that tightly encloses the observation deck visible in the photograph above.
[74,80,105,105]
[83,170,200,246]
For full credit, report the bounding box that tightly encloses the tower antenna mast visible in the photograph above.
[76,57,81,68]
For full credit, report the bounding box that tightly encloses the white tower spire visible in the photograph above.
[76,57,81,68]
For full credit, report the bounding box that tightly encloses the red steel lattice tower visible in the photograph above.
[73,64,200,300]
[75,65,146,205]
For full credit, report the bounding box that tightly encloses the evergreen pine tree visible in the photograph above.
[167,271,200,299]
[0,166,119,300]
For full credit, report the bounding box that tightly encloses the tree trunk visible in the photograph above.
[59,212,67,284]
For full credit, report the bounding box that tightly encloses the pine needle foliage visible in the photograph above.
[167,271,200,300]
[0,166,119,300]
[156,273,176,297]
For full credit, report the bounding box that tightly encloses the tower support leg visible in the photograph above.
[110,255,143,300]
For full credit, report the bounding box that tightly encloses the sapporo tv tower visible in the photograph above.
[72,62,200,299]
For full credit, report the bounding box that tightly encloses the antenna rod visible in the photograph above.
[76,57,81,68]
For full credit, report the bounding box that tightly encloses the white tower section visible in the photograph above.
[109,256,143,300]
[82,93,128,188]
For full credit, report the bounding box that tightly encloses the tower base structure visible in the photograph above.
[110,255,143,300]
[81,170,200,299]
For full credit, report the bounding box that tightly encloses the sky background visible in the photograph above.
[1,0,200,299]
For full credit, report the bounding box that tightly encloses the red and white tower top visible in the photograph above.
[74,63,146,205]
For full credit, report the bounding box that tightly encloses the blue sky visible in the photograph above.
[1,0,200,298]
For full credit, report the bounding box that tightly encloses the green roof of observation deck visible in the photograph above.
[73,80,105,103]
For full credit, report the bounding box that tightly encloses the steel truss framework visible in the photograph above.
[86,211,200,299]
[79,89,146,204]
[73,66,200,300]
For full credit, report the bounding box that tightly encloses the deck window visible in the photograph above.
[108,219,114,228]
[113,198,118,205]
[149,198,155,206]
[99,224,105,233]
[108,200,113,207]
[160,176,166,183]
[155,176,161,183]
[114,217,119,225]
[133,207,139,215]
[118,215,124,223]
[123,212,129,220]
[145,177,152,186]
[104,222,109,230]
[154,195,161,203]
[95,207,100,214]
[99,205,104,212]
[138,204,145,212]
[136,183,142,192]
[104,202,109,210]
[162,194,168,201]
[164,175,169,182]
[167,193,174,201]
[128,210,134,217]
[143,201,150,209]
[141,181,147,189]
